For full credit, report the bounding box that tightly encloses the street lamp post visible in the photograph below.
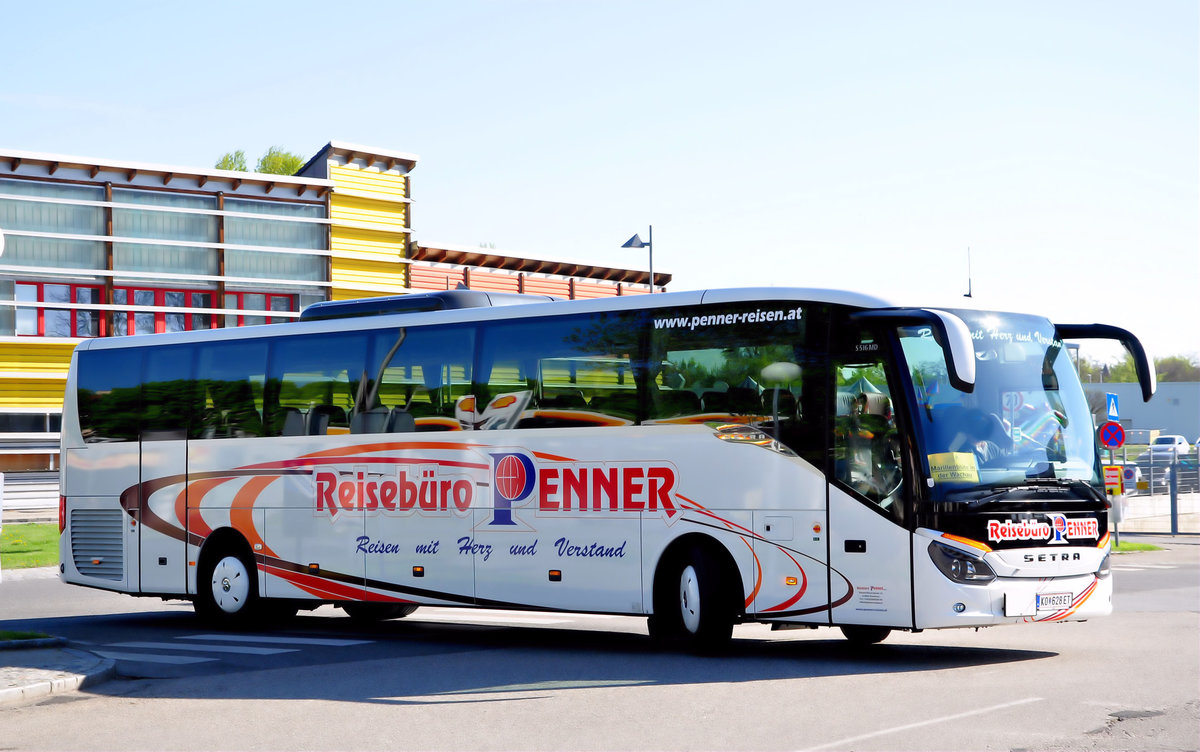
[621,225,653,293]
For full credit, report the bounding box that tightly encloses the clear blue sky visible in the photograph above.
[1,1,1196,364]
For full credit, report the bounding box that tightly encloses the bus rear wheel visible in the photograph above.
[195,548,259,625]
[650,546,735,652]
[839,625,891,645]
[342,603,418,621]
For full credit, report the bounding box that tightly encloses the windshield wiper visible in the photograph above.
[947,478,1103,509]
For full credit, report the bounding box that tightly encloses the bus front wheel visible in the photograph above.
[839,625,891,645]
[195,548,259,625]
[650,546,735,652]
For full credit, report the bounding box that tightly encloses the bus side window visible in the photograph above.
[475,311,642,429]
[77,348,143,443]
[831,330,903,513]
[365,323,474,431]
[646,301,827,467]
[195,341,267,439]
[142,346,198,441]
[267,333,367,436]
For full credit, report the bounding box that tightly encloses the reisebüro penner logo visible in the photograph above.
[986,513,1099,544]
[312,449,683,527]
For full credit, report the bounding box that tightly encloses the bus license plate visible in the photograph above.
[1036,592,1072,610]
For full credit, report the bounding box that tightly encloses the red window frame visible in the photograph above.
[13,282,103,338]
[224,292,296,327]
[13,282,296,336]
[109,286,202,336]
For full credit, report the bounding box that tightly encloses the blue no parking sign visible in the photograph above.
[1099,421,1125,449]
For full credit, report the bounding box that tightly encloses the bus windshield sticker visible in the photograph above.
[927,452,980,484]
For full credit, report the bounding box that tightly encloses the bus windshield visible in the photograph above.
[897,310,1099,501]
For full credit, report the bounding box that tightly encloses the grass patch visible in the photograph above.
[1112,540,1163,553]
[0,630,51,641]
[0,523,59,569]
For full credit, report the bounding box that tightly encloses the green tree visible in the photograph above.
[1079,353,1200,383]
[215,150,247,171]
[1155,355,1200,382]
[255,146,304,175]
[214,147,305,175]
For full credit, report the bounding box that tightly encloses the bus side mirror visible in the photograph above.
[850,308,976,393]
[1055,323,1157,402]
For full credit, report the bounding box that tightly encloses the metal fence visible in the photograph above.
[1115,449,1199,535]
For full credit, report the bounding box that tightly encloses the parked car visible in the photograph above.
[1134,436,1199,493]
[1137,434,1192,462]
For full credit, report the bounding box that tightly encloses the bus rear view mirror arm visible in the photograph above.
[1055,323,1156,402]
[850,308,976,393]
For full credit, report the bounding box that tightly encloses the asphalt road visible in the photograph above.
[0,538,1196,751]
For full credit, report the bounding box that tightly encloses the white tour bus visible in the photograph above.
[59,288,1156,649]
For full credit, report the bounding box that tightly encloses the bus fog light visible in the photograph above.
[928,541,996,584]
[953,602,966,613]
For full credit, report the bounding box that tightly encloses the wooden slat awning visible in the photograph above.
[411,245,671,288]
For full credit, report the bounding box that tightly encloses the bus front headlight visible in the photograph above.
[928,541,996,585]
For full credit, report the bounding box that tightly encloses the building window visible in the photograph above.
[224,291,296,327]
[191,292,214,331]
[13,281,102,338]
[112,286,233,336]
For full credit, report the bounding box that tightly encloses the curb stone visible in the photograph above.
[0,646,116,708]
[0,637,66,651]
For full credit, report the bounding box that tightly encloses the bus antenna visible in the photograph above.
[964,247,973,298]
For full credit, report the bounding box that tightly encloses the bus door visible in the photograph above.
[826,327,913,629]
[138,347,193,594]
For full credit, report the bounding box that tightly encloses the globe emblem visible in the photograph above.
[495,455,528,500]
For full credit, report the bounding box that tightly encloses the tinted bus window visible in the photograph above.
[649,302,829,464]
[77,348,143,443]
[143,346,200,441]
[375,323,474,431]
[476,311,643,428]
[195,341,267,439]
[267,332,369,436]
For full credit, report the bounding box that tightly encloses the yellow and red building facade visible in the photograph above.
[0,141,667,492]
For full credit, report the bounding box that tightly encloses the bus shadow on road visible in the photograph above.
[5,608,1057,705]
[348,616,1056,706]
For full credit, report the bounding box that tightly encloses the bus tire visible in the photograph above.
[195,545,259,626]
[342,603,418,621]
[839,625,891,645]
[650,545,735,652]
